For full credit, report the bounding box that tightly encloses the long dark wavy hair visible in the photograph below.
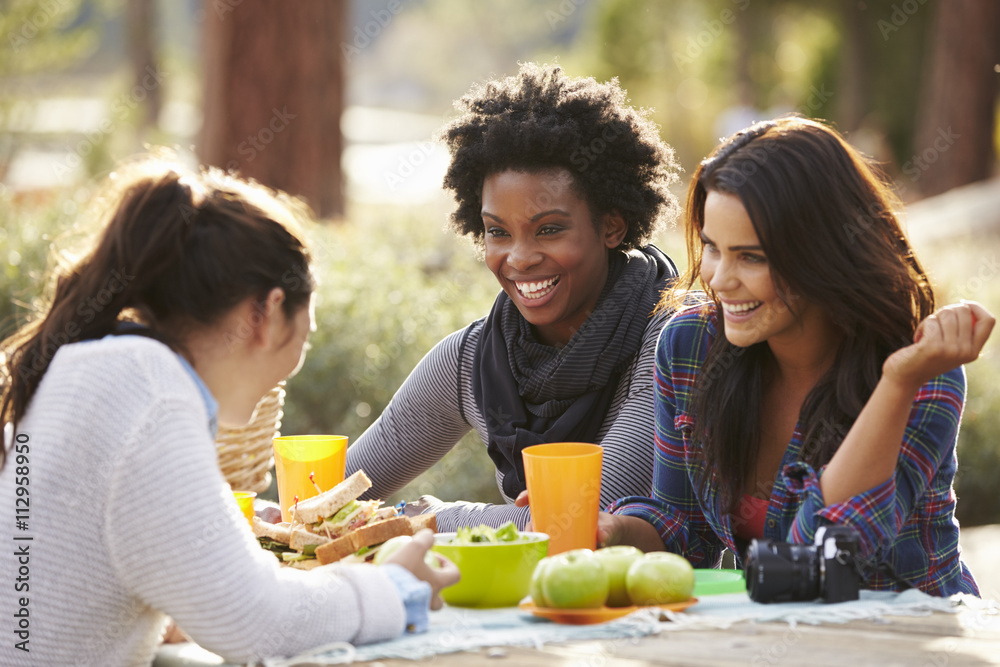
[0,156,315,471]
[663,117,935,512]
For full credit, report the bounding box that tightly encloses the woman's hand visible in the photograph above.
[400,495,443,518]
[382,529,460,610]
[513,490,534,530]
[822,301,993,506]
[597,511,624,548]
[883,301,994,392]
[255,505,282,525]
[598,512,667,552]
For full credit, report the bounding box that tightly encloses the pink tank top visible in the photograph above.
[732,494,769,541]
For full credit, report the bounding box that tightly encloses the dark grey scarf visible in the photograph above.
[468,245,677,497]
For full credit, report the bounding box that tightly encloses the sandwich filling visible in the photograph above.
[311,499,382,539]
[253,470,430,566]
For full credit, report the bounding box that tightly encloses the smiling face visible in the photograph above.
[700,190,818,349]
[481,169,626,347]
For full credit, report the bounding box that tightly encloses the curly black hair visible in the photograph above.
[439,62,681,251]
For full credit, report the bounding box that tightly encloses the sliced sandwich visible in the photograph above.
[290,470,386,540]
[252,518,323,569]
[315,513,438,565]
[253,469,437,567]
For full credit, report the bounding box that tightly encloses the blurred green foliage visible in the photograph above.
[959,364,1000,527]
[0,0,99,78]
[922,234,1000,528]
[0,0,108,173]
[281,202,505,505]
[550,0,934,176]
[0,189,77,336]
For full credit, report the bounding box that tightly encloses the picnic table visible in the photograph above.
[155,593,1000,666]
[352,603,1000,666]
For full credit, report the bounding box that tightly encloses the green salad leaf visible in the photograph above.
[454,521,524,544]
[258,537,294,557]
[318,499,359,527]
[280,544,317,562]
[494,522,520,542]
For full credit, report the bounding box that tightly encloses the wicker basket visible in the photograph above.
[215,383,284,493]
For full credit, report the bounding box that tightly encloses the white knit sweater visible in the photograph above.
[0,336,405,667]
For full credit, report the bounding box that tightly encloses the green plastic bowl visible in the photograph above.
[693,568,746,596]
[431,532,549,608]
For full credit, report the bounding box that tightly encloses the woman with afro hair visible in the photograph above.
[345,63,683,531]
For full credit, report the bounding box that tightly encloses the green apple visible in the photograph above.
[594,545,644,607]
[373,535,441,569]
[373,535,412,565]
[529,556,554,607]
[626,552,695,605]
[541,549,609,609]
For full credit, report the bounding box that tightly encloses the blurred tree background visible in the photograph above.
[2,0,999,521]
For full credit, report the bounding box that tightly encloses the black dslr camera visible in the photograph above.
[744,525,862,603]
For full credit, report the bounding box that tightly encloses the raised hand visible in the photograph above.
[883,301,994,392]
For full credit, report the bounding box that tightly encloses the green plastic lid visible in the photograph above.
[693,569,746,596]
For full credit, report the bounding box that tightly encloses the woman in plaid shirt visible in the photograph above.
[602,117,994,596]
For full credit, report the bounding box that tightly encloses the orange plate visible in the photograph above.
[518,598,698,625]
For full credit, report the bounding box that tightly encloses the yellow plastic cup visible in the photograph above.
[522,442,603,556]
[273,435,348,523]
[233,491,257,528]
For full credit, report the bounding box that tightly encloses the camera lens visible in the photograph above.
[745,539,821,603]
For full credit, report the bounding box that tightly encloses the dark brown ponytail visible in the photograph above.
[1,158,315,469]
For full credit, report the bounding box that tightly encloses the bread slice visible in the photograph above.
[252,517,292,545]
[289,470,373,525]
[372,506,399,522]
[315,516,413,565]
[289,526,332,551]
[408,513,437,533]
[286,558,325,570]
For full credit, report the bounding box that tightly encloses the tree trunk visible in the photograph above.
[200,0,345,218]
[836,0,868,133]
[913,0,1000,197]
[127,0,161,130]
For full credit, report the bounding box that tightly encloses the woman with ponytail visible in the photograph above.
[0,157,457,666]
[600,117,994,597]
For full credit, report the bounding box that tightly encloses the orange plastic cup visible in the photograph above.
[522,443,603,555]
[233,491,257,528]
[273,435,348,523]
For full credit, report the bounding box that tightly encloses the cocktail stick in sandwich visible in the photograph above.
[290,470,388,539]
[252,470,437,567]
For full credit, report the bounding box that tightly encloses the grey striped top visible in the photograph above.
[345,310,670,532]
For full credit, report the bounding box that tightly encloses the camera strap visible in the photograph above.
[857,557,913,591]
